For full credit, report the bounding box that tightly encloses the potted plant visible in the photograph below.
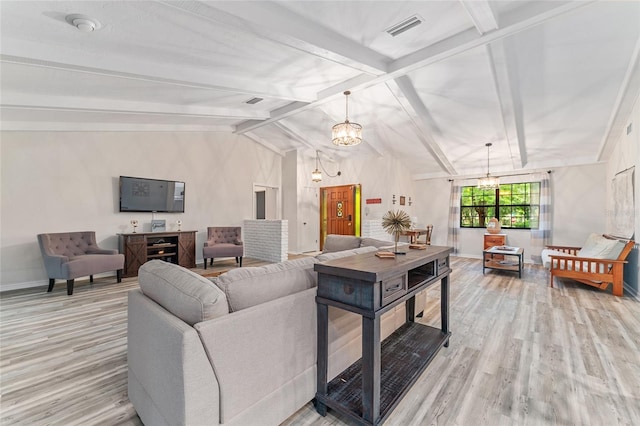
[382,210,412,254]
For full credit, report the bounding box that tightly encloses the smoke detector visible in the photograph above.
[65,14,102,32]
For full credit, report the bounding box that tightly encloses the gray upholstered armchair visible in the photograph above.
[203,227,243,269]
[37,231,124,295]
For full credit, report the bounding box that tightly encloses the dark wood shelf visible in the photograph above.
[484,259,519,271]
[407,261,436,289]
[320,323,450,425]
[147,252,177,259]
[119,231,196,277]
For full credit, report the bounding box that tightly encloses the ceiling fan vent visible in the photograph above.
[386,15,423,37]
[245,97,264,105]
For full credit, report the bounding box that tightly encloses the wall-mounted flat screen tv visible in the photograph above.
[119,176,185,213]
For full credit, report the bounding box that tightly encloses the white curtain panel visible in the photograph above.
[531,172,552,264]
[447,182,461,255]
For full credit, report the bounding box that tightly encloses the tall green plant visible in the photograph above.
[382,210,412,253]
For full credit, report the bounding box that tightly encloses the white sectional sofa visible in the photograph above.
[128,237,425,425]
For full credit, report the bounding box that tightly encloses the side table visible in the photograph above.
[483,246,524,278]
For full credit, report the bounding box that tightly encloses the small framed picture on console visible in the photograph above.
[151,220,166,233]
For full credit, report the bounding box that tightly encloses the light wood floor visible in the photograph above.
[1,257,639,425]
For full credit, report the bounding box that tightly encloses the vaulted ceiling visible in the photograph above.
[1,1,639,179]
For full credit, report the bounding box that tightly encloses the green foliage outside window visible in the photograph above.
[460,182,540,229]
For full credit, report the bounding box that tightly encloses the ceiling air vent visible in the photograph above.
[245,97,263,105]
[386,15,423,37]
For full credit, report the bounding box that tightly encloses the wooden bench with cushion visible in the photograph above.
[541,234,635,297]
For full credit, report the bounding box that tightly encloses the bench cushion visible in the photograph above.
[577,233,625,260]
[63,253,124,279]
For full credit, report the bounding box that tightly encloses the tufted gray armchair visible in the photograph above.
[37,231,124,295]
[203,227,243,269]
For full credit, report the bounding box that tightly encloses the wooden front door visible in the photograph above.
[319,184,361,251]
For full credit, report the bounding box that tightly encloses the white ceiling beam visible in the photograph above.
[244,132,286,157]
[0,120,232,132]
[234,101,311,133]
[233,1,596,135]
[163,0,390,75]
[388,1,594,76]
[0,47,314,103]
[460,0,499,34]
[1,93,270,120]
[386,77,457,175]
[486,42,526,169]
[272,122,316,151]
[234,75,377,135]
[598,35,640,161]
[2,104,239,122]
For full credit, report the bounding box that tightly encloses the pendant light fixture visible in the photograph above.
[332,91,362,146]
[311,151,322,182]
[477,142,500,190]
[311,150,341,182]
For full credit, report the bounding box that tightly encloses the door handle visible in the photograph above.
[348,215,352,221]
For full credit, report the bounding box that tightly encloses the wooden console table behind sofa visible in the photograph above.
[314,246,453,425]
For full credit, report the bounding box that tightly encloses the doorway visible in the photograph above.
[319,184,361,251]
[300,186,320,252]
[254,184,279,219]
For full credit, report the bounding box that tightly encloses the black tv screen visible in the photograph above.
[119,176,185,213]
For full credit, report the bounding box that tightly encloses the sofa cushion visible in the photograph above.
[211,256,318,312]
[138,260,229,326]
[315,246,378,262]
[577,234,625,260]
[359,237,393,248]
[322,235,361,253]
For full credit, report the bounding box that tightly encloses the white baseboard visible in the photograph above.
[1,271,118,293]
[1,280,48,292]
[623,282,640,301]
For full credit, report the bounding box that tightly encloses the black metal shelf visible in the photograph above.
[319,323,450,425]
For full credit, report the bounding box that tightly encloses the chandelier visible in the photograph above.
[311,150,341,182]
[477,142,500,190]
[332,91,362,146]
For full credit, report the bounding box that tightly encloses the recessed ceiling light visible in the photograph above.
[65,14,102,32]
[245,97,264,105]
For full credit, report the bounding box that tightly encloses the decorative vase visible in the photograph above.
[486,217,501,234]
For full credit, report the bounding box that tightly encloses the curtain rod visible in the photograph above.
[448,170,552,182]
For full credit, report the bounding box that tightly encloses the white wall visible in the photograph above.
[551,163,608,245]
[0,131,281,290]
[297,153,416,250]
[606,94,639,295]
[282,150,298,252]
[412,163,608,262]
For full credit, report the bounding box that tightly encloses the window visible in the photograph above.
[460,182,540,229]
